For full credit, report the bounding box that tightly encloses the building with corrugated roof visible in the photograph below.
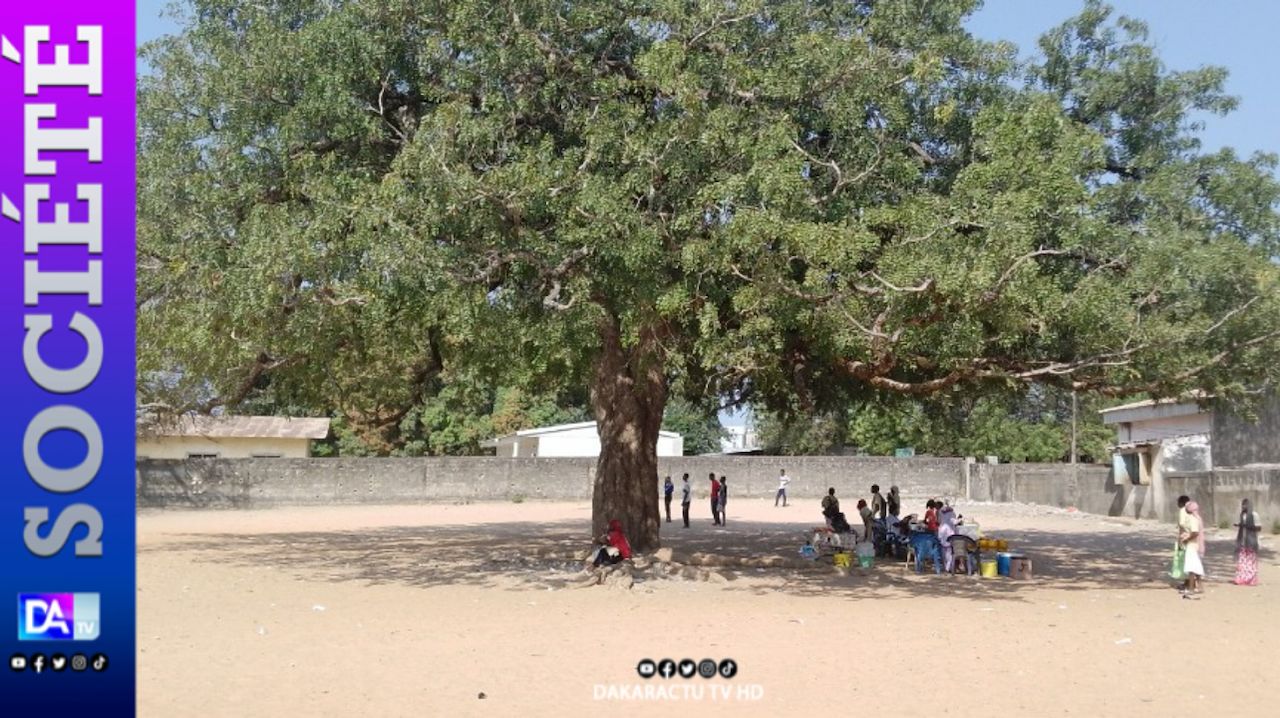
[1100,390,1280,487]
[136,415,331,458]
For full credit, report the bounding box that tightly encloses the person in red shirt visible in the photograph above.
[709,473,722,525]
[924,500,940,532]
[590,519,633,566]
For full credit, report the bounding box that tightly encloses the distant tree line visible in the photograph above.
[755,386,1115,462]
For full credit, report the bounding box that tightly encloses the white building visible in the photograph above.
[484,421,684,458]
[719,425,760,454]
[137,415,331,459]
[1100,395,1213,485]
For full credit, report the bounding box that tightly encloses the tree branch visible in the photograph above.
[1204,296,1259,334]
[789,138,881,200]
[860,271,933,294]
[981,249,1071,303]
[685,13,756,49]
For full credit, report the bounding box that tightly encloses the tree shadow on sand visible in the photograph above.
[141,513,1271,601]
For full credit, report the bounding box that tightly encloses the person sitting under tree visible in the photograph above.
[587,519,633,568]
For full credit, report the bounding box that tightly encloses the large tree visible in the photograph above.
[140,0,1280,550]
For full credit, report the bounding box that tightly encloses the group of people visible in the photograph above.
[596,468,781,568]
[599,478,1267,587]
[821,484,902,540]
[662,472,733,528]
[1175,494,1261,597]
[822,485,975,573]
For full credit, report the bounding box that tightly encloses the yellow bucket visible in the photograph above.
[833,553,851,568]
[980,559,998,578]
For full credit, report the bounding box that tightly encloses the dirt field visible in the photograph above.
[138,498,1276,717]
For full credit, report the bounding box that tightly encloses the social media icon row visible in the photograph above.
[9,652,106,673]
[637,658,736,679]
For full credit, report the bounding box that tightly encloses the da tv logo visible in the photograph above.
[17,593,100,641]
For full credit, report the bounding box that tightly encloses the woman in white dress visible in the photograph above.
[1181,501,1207,597]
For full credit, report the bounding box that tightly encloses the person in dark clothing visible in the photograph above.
[709,473,722,525]
[1234,498,1261,586]
[830,511,852,534]
[680,474,692,528]
[663,476,674,523]
[821,487,840,527]
[718,476,728,525]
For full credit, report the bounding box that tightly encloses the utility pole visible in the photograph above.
[1070,390,1078,464]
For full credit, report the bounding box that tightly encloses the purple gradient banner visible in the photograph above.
[0,2,135,715]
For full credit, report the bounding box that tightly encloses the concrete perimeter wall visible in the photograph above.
[137,456,1280,529]
[136,456,966,510]
[1185,467,1280,528]
[969,463,1280,528]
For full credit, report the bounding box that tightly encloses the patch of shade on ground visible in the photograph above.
[138,498,1276,717]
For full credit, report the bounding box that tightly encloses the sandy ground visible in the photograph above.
[138,497,1278,717]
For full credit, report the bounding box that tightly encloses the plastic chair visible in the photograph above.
[910,532,943,574]
[949,535,980,575]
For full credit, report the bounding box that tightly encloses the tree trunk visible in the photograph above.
[590,316,668,552]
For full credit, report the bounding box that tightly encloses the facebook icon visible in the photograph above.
[18,593,100,641]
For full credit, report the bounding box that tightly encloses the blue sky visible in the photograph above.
[136,0,1280,428]
[968,0,1280,162]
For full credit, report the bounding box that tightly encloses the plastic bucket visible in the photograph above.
[858,555,874,569]
[980,559,998,578]
[997,552,1024,577]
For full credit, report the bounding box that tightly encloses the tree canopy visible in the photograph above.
[758,387,1115,463]
[139,0,1280,549]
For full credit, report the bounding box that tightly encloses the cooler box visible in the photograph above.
[997,552,1028,577]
